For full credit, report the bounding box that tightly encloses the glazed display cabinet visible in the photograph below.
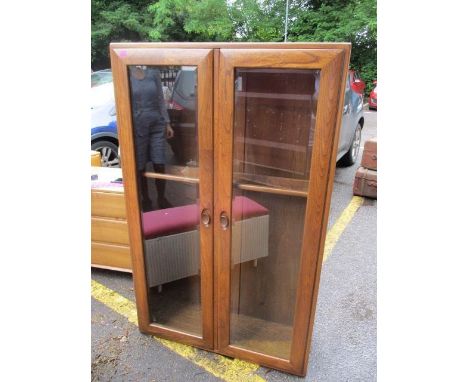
[110,42,350,376]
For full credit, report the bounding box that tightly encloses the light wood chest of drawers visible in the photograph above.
[91,167,132,272]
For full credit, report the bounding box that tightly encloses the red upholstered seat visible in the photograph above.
[232,196,268,220]
[142,204,199,239]
[142,196,268,239]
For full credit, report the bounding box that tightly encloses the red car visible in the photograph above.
[368,81,377,110]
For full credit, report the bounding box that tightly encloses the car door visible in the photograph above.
[338,74,352,158]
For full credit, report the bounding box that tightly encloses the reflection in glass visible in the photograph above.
[230,68,320,359]
[128,65,202,336]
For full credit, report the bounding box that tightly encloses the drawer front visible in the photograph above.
[91,191,127,219]
[91,217,129,245]
[91,242,132,271]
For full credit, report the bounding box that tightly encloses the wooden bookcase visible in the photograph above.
[110,42,350,376]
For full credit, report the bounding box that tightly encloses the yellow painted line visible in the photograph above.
[91,196,363,380]
[323,196,364,263]
[91,280,265,382]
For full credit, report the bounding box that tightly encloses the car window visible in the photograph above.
[174,69,196,99]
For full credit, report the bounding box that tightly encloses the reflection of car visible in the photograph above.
[368,81,377,110]
[167,67,197,164]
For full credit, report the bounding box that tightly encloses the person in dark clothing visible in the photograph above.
[129,65,174,211]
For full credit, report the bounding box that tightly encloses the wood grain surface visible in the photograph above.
[110,45,214,349]
[91,217,129,245]
[91,241,132,271]
[216,45,350,375]
[110,42,350,376]
[91,190,127,219]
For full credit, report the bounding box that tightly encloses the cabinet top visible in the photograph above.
[91,166,124,193]
[109,42,351,51]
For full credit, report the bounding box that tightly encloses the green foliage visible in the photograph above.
[290,0,377,94]
[92,0,153,69]
[230,0,284,41]
[91,0,377,91]
[183,0,233,40]
[148,0,233,41]
[147,0,193,41]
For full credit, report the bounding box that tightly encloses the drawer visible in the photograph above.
[91,241,132,271]
[91,190,127,219]
[91,217,129,245]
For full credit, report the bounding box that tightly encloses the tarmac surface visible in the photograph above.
[91,109,377,381]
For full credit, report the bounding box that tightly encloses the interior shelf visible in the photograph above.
[144,165,199,184]
[234,172,309,197]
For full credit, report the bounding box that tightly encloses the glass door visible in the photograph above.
[215,48,348,374]
[111,47,214,349]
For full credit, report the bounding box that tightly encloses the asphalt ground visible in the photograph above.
[91,109,377,381]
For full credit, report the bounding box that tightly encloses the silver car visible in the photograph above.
[336,73,365,166]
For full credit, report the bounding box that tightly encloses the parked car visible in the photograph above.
[336,71,365,166]
[91,69,113,88]
[91,68,364,168]
[368,81,377,110]
[91,78,120,167]
[91,69,174,167]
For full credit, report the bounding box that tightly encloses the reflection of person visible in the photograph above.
[129,66,174,211]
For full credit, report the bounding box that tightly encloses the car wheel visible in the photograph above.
[91,140,120,167]
[338,124,362,167]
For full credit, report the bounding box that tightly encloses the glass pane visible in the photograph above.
[128,65,202,336]
[230,68,320,359]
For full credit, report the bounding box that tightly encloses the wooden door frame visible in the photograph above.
[215,46,350,376]
[110,46,214,350]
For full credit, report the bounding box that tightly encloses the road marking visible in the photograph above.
[91,280,265,382]
[323,196,364,263]
[91,196,363,379]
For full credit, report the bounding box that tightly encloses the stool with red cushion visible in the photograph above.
[142,196,269,288]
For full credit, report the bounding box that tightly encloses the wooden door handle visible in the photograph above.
[201,209,211,227]
[220,211,229,230]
